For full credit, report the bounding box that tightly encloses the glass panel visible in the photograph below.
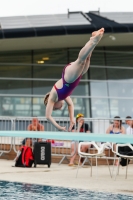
[90,97,133,119]
[33,81,54,95]
[68,48,80,62]
[33,80,89,96]
[72,81,89,96]
[108,81,133,98]
[107,68,133,98]
[33,48,93,79]
[105,46,133,52]
[0,50,31,63]
[72,97,90,117]
[105,47,133,67]
[1,47,133,120]
[89,67,107,80]
[109,99,133,118]
[33,49,68,65]
[90,50,105,66]
[1,96,132,118]
[33,97,90,118]
[33,49,67,79]
[0,97,32,116]
[91,98,110,118]
[90,81,108,97]
[0,96,91,118]
[89,67,108,97]
[0,65,31,78]
[0,80,31,94]
[107,68,133,80]
[33,64,89,80]
[33,65,62,79]
[69,47,105,66]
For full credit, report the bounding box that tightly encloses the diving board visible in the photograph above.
[0,131,133,144]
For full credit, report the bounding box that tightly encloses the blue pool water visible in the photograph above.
[0,180,133,200]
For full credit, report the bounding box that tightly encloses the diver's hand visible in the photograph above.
[68,121,75,132]
[58,126,67,132]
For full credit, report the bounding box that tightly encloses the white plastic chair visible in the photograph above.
[112,143,133,180]
[76,141,112,178]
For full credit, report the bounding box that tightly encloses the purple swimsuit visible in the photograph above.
[54,64,82,101]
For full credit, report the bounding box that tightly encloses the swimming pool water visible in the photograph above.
[0,180,133,200]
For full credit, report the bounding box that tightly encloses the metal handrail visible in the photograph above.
[0,62,133,69]
[1,77,133,83]
[0,116,131,121]
[0,116,130,165]
[1,93,133,100]
[0,118,14,156]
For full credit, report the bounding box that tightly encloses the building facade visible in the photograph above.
[0,11,133,118]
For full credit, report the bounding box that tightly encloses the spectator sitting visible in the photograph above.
[21,117,44,146]
[106,116,125,135]
[14,138,33,163]
[68,113,91,166]
[22,138,32,146]
[28,117,44,143]
[22,138,32,147]
[72,113,90,133]
[117,116,133,167]
[125,116,133,135]
[28,117,55,144]
[27,117,44,131]
[106,116,125,165]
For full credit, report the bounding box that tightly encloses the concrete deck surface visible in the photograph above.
[0,159,133,196]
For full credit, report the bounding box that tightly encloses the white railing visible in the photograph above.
[0,116,130,164]
[0,117,77,164]
[0,117,14,156]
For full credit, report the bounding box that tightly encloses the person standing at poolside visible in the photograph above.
[69,113,91,166]
[44,28,104,131]
[106,116,125,135]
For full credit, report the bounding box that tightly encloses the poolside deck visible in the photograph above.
[0,159,133,196]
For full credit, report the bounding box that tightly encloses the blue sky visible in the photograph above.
[0,0,133,17]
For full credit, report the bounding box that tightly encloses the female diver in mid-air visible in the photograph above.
[44,28,104,131]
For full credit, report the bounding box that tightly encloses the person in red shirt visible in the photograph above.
[68,113,91,166]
